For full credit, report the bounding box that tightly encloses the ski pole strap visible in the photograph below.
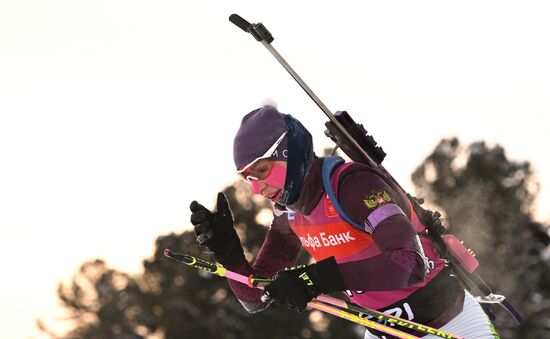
[165,250,463,339]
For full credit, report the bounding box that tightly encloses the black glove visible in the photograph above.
[189,192,245,267]
[262,256,346,312]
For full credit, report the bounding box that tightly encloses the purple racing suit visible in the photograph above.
[224,158,464,334]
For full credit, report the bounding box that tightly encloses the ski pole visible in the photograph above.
[308,300,424,339]
[164,249,462,339]
[249,276,464,339]
[229,14,378,168]
[163,249,419,339]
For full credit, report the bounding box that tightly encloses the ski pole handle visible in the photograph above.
[163,249,226,276]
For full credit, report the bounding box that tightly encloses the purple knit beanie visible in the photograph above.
[233,105,288,171]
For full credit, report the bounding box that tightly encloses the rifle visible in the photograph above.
[228,14,523,326]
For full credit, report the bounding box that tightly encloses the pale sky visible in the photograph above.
[1,1,549,338]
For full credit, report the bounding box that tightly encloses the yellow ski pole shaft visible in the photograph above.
[165,250,422,339]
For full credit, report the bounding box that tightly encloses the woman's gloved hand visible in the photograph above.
[189,192,245,267]
[261,256,346,311]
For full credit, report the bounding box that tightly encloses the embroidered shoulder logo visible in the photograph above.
[363,191,392,208]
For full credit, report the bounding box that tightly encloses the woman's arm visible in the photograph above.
[337,169,427,291]
[226,213,302,313]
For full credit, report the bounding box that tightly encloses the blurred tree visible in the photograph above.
[412,138,550,338]
[43,139,550,338]
[37,259,155,339]
[41,180,361,339]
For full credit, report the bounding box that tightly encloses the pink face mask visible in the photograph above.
[248,163,287,195]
